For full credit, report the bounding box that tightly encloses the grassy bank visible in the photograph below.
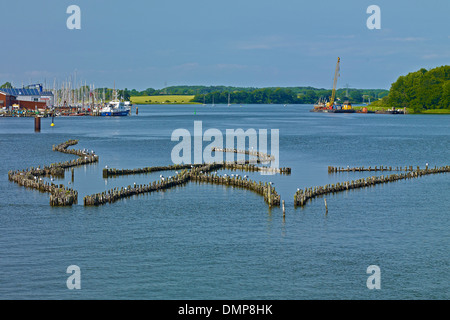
[353,105,414,113]
[130,95,196,104]
[358,104,449,114]
[419,109,450,114]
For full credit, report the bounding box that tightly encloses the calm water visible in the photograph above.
[0,104,448,300]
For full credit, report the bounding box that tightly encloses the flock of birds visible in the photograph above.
[101,165,275,187]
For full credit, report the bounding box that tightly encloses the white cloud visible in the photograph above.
[237,43,271,50]
[171,63,199,70]
[235,35,293,51]
[215,64,248,70]
[422,54,439,59]
[421,53,450,60]
[321,35,356,39]
[386,37,426,42]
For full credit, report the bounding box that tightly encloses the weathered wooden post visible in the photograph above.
[34,116,41,132]
[324,198,328,215]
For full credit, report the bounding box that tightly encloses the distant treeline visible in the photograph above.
[0,82,390,104]
[129,86,388,104]
[370,65,450,112]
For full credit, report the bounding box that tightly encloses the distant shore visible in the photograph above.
[355,105,450,115]
[130,95,198,105]
[128,96,450,114]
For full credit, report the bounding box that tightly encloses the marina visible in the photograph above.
[0,81,132,118]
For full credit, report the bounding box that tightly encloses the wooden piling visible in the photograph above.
[34,116,41,132]
[296,165,449,208]
[86,161,282,207]
[8,139,99,206]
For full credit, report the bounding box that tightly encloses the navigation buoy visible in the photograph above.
[51,123,55,127]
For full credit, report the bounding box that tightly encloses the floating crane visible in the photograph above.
[313,57,340,110]
[327,57,340,109]
[311,57,354,113]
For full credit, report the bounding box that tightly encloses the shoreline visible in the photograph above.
[354,106,450,115]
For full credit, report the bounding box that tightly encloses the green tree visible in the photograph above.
[349,91,362,103]
[440,80,450,109]
[378,65,449,111]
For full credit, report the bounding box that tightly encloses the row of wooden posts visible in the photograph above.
[8,139,448,210]
[87,162,281,207]
[8,139,98,206]
[296,165,450,207]
[328,165,431,173]
[103,161,291,178]
[211,147,275,162]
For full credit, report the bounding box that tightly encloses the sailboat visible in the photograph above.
[212,95,215,107]
[227,93,231,106]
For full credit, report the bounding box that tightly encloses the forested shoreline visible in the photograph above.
[130,86,388,105]
[370,65,449,113]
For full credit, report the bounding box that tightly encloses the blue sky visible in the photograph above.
[1,0,449,90]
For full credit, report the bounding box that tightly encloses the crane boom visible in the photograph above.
[328,57,340,108]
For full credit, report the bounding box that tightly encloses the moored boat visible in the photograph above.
[100,100,130,116]
[99,86,131,116]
